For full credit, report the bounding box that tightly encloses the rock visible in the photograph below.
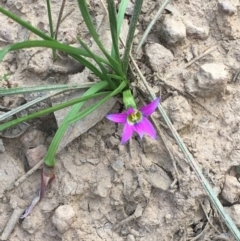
[221,175,240,203]
[195,63,228,96]
[142,136,173,172]
[162,95,193,130]
[216,0,240,38]
[184,20,209,40]
[20,129,45,149]
[22,212,44,234]
[145,43,174,72]
[160,15,186,45]
[143,165,172,190]
[127,234,135,241]
[112,159,124,173]
[0,138,5,153]
[106,136,119,149]
[0,153,23,197]
[52,205,75,233]
[26,145,47,167]
[225,204,240,227]
[27,50,51,75]
[218,0,237,15]
[125,1,134,15]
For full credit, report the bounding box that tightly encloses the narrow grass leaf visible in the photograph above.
[77,0,123,76]
[117,0,129,38]
[122,0,143,74]
[107,0,120,62]
[0,7,53,41]
[44,80,109,166]
[0,40,105,79]
[0,91,110,131]
[0,83,96,96]
[77,37,116,89]
[46,0,56,60]
[137,0,171,51]
[67,81,126,124]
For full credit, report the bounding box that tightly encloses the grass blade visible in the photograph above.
[117,0,129,38]
[77,37,116,89]
[77,0,124,76]
[137,0,171,51]
[122,0,143,74]
[67,81,126,124]
[46,0,54,38]
[44,80,109,166]
[0,40,106,80]
[0,91,110,131]
[0,7,53,41]
[0,83,96,96]
[46,0,57,60]
[54,0,66,40]
[107,0,120,62]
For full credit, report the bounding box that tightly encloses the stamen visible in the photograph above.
[127,111,142,124]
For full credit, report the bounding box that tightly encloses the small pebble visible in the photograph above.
[195,63,228,96]
[160,15,186,45]
[112,159,124,173]
[145,43,174,72]
[184,20,209,40]
[20,129,45,149]
[22,212,44,234]
[125,1,134,15]
[218,0,237,15]
[225,204,240,227]
[52,205,75,233]
[127,234,135,241]
[25,145,47,168]
[222,175,240,203]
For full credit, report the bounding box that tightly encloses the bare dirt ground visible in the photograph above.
[1,0,240,240]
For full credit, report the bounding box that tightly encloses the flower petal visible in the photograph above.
[133,122,144,139]
[139,98,160,117]
[136,117,156,139]
[106,113,127,123]
[121,122,134,144]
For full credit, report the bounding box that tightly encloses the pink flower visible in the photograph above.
[106,98,160,144]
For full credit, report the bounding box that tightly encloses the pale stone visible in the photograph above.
[145,43,174,72]
[160,15,186,45]
[52,205,75,233]
[222,175,240,203]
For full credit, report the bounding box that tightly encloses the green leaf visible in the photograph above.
[46,0,56,60]
[107,0,120,62]
[0,7,53,41]
[77,37,117,89]
[0,40,107,80]
[117,0,129,38]
[122,0,143,74]
[0,91,110,131]
[67,81,126,124]
[0,83,96,96]
[44,80,109,166]
[76,0,124,76]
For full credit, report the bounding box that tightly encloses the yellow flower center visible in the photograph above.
[127,111,142,124]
